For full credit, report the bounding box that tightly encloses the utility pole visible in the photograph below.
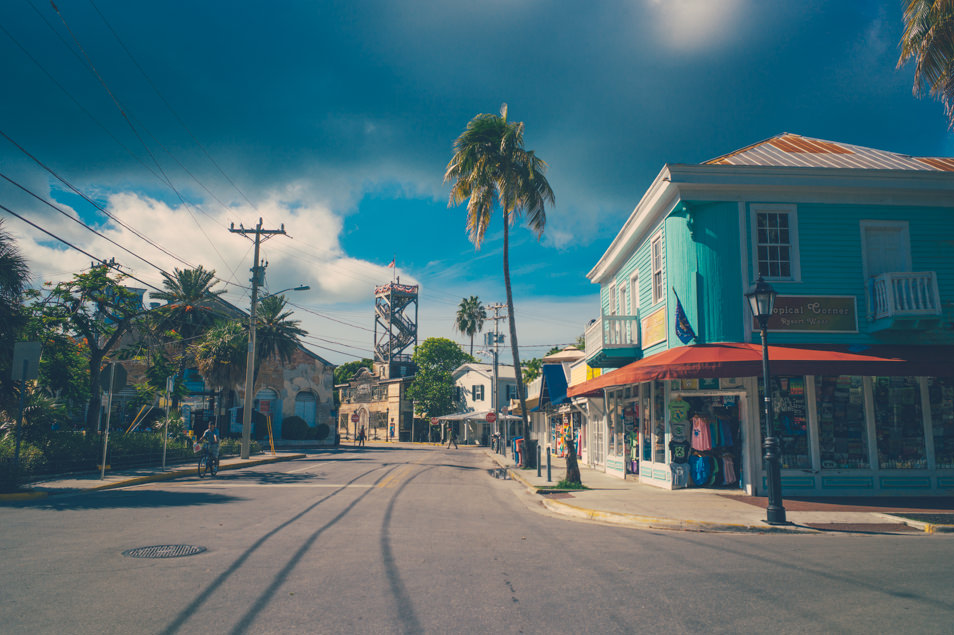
[230,218,287,459]
[486,303,507,452]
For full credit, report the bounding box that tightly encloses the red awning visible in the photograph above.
[568,343,954,398]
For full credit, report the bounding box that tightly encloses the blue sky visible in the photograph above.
[1,0,952,365]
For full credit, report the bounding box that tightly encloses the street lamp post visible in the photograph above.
[240,283,310,459]
[745,275,788,525]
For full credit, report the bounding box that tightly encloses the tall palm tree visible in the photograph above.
[444,103,572,480]
[150,266,226,405]
[455,295,486,355]
[151,266,226,342]
[898,0,954,127]
[0,219,30,408]
[254,294,306,378]
[191,320,246,431]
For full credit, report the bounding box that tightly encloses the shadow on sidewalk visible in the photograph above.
[24,489,243,511]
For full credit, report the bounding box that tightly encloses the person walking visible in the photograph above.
[447,427,458,449]
[357,425,366,447]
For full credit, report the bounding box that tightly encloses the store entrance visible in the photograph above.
[669,393,744,489]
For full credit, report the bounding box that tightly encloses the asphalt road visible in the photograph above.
[2,445,953,634]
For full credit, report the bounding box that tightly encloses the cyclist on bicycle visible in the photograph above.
[200,424,220,465]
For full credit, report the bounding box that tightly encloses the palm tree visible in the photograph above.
[454,295,486,355]
[898,0,954,127]
[150,266,226,341]
[0,219,30,407]
[254,294,306,373]
[191,320,246,431]
[444,103,574,480]
[150,266,226,405]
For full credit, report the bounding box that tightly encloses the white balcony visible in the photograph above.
[867,271,941,322]
[584,313,640,367]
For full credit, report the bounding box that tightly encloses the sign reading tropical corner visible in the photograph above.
[641,307,667,348]
[756,295,858,332]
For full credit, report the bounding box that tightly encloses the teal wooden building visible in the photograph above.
[570,134,954,496]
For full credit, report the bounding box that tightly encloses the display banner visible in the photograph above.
[755,295,858,332]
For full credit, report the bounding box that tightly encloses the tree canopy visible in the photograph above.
[406,338,473,418]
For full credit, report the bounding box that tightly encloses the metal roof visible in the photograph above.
[704,133,954,172]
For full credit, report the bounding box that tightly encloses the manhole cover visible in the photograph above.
[122,545,207,559]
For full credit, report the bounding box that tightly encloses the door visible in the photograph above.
[861,222,910,280]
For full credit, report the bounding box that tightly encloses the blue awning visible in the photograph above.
[531,364,568,411]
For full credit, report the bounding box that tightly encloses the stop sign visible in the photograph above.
[430,417,438,425]
[351,413,359,423]
[486,412,497,423]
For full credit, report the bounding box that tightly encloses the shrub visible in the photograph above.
[219,438,261,456]
[281,416,309,440]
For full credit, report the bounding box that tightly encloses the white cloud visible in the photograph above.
[645,0,746,53]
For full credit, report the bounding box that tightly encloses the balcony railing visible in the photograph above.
[585,313,640,360]
[867,271,941,321]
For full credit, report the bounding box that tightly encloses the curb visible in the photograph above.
[487,453,810,534]
[506,466,803,533]
[877,512,954,534]
[0,490,49,502]
[0,454,306,500]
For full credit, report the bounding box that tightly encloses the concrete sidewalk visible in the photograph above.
[488,450,954,534]
[0,452,306,501]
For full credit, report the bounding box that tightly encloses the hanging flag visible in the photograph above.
[387,257,395,268]
[673,288,697,345]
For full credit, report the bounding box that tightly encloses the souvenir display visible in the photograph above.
[816,375,868,469]
[759,375,810,469]
[873,376,926,469]
[673,395,742,489]
[929,377,954,469]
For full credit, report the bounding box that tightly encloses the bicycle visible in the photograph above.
[197,447,219,478]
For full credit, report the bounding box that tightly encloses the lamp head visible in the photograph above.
[745,274,777,325]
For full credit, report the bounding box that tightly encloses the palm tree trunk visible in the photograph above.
[503,218,530,466]
[469,333,474,356]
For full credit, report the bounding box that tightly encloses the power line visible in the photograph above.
[87,0,259,211]
[0,170,171,276]
[0,201,164,294]
[49,1,238,282]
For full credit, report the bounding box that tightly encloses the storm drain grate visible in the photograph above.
[122,545,207,559]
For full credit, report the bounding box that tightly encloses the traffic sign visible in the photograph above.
[100,363,127,393]
[486,412,497,423]
[351,413,359,423]
[11,342,41,381]
[430,417,438,425]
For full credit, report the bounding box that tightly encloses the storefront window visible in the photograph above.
[653,380,666,463]
[873,376,926,470]
[641,389,652,461]
[621,400,638,472]
[815,375,868,469]
[759,376,810,469]
[928,377,954,469]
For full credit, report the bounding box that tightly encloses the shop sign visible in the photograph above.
[755,295,858,333]
[641,307,667,348]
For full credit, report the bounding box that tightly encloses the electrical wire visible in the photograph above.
[0,201,164,294]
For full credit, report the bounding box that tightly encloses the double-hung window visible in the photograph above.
[472,384,485,401]
[651,234,663,304]
[753,205,799,280]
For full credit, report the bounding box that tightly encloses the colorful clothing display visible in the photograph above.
[691,415,712,451]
